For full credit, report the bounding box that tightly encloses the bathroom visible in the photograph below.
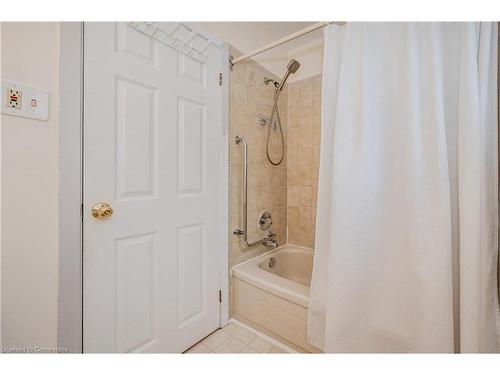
[1,4,500,371]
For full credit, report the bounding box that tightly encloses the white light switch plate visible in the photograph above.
[1,80,49,121]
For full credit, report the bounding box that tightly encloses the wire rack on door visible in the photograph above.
[128,22,212,63]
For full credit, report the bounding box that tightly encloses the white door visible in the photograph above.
[83,22,227,353]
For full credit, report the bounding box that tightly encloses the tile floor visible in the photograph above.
[184,320,293,354]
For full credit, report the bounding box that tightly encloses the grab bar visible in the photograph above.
[233,135,276,247]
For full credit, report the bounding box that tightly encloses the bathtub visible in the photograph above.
[231,245,320,352]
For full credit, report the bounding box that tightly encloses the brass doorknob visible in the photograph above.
[91,202,113,219]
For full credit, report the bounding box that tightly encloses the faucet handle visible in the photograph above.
[259,211,273,230]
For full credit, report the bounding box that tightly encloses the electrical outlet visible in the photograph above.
[1,80,49,121]
[7,88,22,109]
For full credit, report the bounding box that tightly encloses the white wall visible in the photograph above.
[287,37,324,82]
[1,22,60,349]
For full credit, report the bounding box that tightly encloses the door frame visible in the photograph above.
[58,22,230,353]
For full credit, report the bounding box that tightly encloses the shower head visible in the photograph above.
[287,59,301,74]
[277,59,300,92]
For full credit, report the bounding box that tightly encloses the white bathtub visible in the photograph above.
[231,245,320,352]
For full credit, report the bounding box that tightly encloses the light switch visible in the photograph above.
[1,80,49,121]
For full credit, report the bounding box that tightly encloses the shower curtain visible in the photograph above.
[308,22,500,353]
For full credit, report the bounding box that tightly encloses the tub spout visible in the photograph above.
[263,232,278,249]
[263,239,278,249]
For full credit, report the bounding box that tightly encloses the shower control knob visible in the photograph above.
[259,211,273,230]
[91,202,114,219]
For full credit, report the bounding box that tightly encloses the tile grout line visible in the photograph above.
[213,330,242,353]
[229,318,297,353]
[217,323,261,353]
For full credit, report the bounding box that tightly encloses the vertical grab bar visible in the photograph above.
[234,135,248,240]
[233,135,276,247]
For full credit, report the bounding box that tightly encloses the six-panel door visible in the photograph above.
[83,22,224,353]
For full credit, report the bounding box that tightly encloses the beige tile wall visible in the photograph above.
[229,48,288,268]
[286,74,322,249]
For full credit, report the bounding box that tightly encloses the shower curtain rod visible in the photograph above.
[230,21,344,65]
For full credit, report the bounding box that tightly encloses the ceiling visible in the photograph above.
[195,22,324,79]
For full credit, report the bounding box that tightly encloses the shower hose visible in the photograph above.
[266,89,286,165]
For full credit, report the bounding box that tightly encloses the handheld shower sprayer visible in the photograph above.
[265,59,300,165]
[277,59,300,92]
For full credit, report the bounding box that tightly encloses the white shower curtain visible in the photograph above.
[308,22,500,353]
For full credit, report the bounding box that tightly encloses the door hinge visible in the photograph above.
[219,73,223,86]
[219,290,222,303]
[80,202,84,220]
